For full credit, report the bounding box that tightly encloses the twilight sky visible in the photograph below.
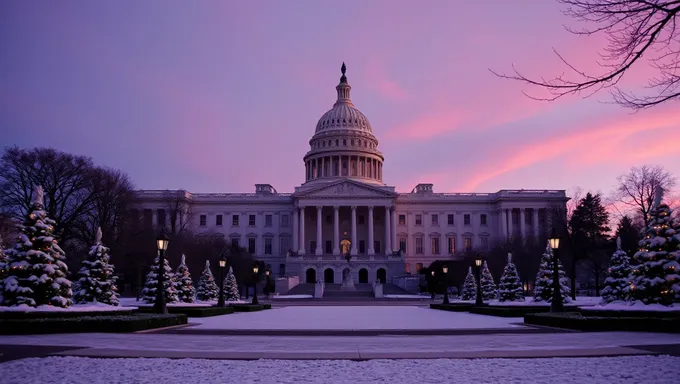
[2,1,679,200]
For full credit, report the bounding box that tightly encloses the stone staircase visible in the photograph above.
[285,283,315,296]
[322,283,374,299]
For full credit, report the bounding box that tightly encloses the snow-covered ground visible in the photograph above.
[0,303,134,312]
[488,296,601,307]
[584,301,679,312]
[1,355,678,383]
[118,297,248,307]
[383,294,431,299]
[271,294,313,299]
[189,305,522,330]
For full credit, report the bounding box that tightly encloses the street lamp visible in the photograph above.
[217,254,227,307]
[549,227,564,312]
[475,255,483,307]
[252,264,260,305]
[442,266,450,304]
[154,229,170,314]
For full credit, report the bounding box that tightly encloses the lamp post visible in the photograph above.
[217,254,226,307]
[264,269,271,299]
[252,264,260,305]
[442,266,450,304]
[549,227,564,312]
[430,270,435,299]
[475,255,483,307]
[154,229,170,314]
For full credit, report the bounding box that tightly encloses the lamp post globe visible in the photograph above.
[475,254,484,307]
[154,229,170,314]
[442,266,450,304]
[252,264,260,305]
[217,254,227,307]
[549,227,564,312]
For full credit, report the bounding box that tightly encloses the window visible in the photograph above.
[216,215,223,226]
[325,240,332,254]
[374,240,381,254]
[280,237,291,254]
[480,214,487,226]
[199,215,207,226]
[358,215,365,225]
[447,214,454,225]
[399,238,407,252]
[231,238,240,249]
[415,237,423,254]
[359,240,365,254]
[416,263,423,272]
[265,214,272,227]
[431,237,440,254]
[464,214,471,226]
[431,214,439,225]
[232,214,239,226]
[310,241,316,252]
[398,214,406,225]
[405,263,410,273]
[264,238,272,255]
[157,209,166,226]
[448,237,455,254]
[281,214,289,227]
[415,215,422,226]
[480,236,489,250]
[279,263,286,276]
[248,238,256,254]
[249,214,256,226]
[464,237,472,252]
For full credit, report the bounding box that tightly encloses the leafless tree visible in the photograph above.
[615,164,676,230]
[491,0,680,109]
[162,190,194,236]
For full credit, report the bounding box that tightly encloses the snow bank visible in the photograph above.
[383,294,431,299]
[586,301,679,312]
[272,295,313,299]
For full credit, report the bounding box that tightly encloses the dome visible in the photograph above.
[314,62,373,134]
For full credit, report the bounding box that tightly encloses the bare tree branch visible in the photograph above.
[614,164,677,229]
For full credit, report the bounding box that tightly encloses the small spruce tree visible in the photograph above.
[480,261,498,300]
[601,237,632,304]
[1,186,72,308]
[461,267,477,301]
[224,266,240,301]
[173,254,196,303]
[533,241,571,303]
[629,188,680,305]
[196,260,219,301]
[498,253,524,302]
[0,236,6,304]
[140,253,178,304]
[74,227,119,305]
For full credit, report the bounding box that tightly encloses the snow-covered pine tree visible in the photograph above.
[196,260,219,302]
[498,253,524,302]
[1,186,72,308]
[173,254,196,303]
[533,241,571,303]
[74,227,119,305]
[629,188,680,306]
[480,261,498,300]
[224,266,240,301]
[0,236,6,304]
[461,266,477,301]
[601,237,632,304]
[140,252,178,304]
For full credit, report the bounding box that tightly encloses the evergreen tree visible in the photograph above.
[480,261,497,300]
[223,266,240,301]
[140,253,178,304]
[630,188,680,305]
[601,237,632,304]
[533,242,571,303]
[74,227,119,305]
[615,215,642,256]
[196,260,219,301]
[461,267,477,301]
[0,236,6,303]
[173,254,196,303]
[498,253,524,302]
[1,186,72,308]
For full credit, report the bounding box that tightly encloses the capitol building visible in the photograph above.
[134,64,568,286]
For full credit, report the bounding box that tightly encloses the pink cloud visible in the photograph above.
[364,57,408,102]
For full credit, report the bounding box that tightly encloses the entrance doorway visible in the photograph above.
[358,268,368,283]
[324,268,335,283]
[376,268,386,284]
[305,268,316,283]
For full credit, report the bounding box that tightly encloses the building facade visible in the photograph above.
[133,64,568,285]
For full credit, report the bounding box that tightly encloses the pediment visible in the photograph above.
[296,180,397,198]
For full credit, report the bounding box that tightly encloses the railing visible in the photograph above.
[287,254,402,262]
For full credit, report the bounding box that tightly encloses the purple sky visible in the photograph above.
[2,1,679,200]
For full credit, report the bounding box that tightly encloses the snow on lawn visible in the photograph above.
[0,303,134,312]
[383,294,432,299]
[190,305,523,330]
[2,355,679,384]
[272,294,313,299]
[488,296,601,307]
[585,301,680,312]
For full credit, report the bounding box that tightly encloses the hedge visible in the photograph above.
[579,308,680,319]
[0,309,135,320]
[136,306,234,317]
[230,304,265,312]
[430,303,475,312]
[471,305,579,317]
[0,313,187,335]
[524,312,680,333]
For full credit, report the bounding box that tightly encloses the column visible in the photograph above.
[501,209,508,240]
[384,206,392,254]
[315,206,323,255]
[330,157,334,177]
[507,209,514,239]
[533,208,540,238]
[321,158,325,177]
[298,207,306,255]
[292,208,299,252]
[333,206,340,255]
[391,208,397,253]
[520,208,527,240]
[367,206,375,255]
[350,206,358,255]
